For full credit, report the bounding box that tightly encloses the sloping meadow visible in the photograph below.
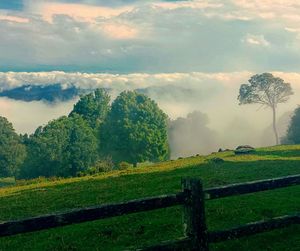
[0,145,300,250]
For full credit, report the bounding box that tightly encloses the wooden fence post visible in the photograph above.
[182,178,209,251]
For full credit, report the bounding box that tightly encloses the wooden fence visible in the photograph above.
[0,174,300,250]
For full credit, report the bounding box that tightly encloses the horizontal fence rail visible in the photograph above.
[0,174,299,250]
[204,174,300,200]
[209,214,300,243]
[0,193,184,237]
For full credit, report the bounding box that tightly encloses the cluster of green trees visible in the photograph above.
[1,73,300,180]
[0,117,26,177]
[0,90,169,179]
[284,106,300,144]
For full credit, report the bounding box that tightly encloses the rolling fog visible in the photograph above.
[0,71,299,158]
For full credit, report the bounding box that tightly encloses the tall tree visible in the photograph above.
[0,116,26,177]
[238,73,293,145]
[102,91,169,166]
[69,88,110,129]
[285,106,300,144]
[20,115,98,178]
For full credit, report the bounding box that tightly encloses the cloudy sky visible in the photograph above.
[1,0,300,151]
[1,0,300,72]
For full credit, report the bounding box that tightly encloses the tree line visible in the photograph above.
[0,90,169,179]
[0,73,298,179]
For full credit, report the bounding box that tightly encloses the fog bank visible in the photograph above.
[0,71,299,156]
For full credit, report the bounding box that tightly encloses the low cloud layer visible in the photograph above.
[1,1,300,156]
[0,71,299,155]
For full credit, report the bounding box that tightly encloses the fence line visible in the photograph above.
[1,174,300,250]
[0,193,184,237]
[204,174,300,200]
[208,214,300,243]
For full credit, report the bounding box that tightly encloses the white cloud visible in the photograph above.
[243,34,270,47]
[1,70,299,150]
[25,1,133,22]
[153,0,223,10]
[0,0,300,72]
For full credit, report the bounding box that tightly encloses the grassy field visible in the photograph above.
[0,145,300,250]
[0,177,15,188]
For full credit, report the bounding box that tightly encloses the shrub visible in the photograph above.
[118,161,132,170]
[93,157,114,173]
[77,157,115,176]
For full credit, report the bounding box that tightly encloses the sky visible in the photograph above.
[1,0,300,154]
[1,0,300,72]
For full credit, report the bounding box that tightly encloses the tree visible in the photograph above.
[69,88,110,129]
[285,106,300,144]
[102,91,169,166]
[238,73,293,145]
[19,114,98,178]
[0,116,26,177]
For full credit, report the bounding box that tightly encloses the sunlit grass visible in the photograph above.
[0,145,299,250]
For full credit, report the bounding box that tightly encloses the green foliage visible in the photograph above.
[93,157,114,172]
[78,157,114,176]
[286,106,300,144]
[19,114,98,178]
[0,177,16,187]
[238,73,293,107]
[69,88,110,128]
[238,73,293,145]
[0,145,300,250]
[0,116,26,177]
[102,91,169,165]
[118,161,132,170]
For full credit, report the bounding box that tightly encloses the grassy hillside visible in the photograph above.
[0,145,300,250]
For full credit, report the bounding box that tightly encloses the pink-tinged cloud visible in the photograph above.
[153,1,223,10]
[33,3,133,23]
[101,23,138,39]
[0,15,29,23]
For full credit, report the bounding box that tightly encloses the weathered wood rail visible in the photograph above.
[0,174,299,250]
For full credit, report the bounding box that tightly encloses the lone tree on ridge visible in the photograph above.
[238,73,293,145]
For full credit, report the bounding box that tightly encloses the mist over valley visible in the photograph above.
[1,71,299,158]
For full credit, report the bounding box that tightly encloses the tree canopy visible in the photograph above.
[102,91,169,165]
[238,73,293,145]
[238,73,293,107]
[0,116,26,177]
[69,88,110,128]
[20,114,98,178]
[286,106,300,144]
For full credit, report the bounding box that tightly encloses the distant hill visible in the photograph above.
[0,84,81,102]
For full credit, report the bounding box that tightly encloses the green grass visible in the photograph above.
[0,145,300,250]
[0,177,15,188]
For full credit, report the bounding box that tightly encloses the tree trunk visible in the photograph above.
[272,105,279,145]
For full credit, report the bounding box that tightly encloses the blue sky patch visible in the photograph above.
[0,0,23,10]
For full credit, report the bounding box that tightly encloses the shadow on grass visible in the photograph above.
[254,149,300,157]
[0,159,300,251]
[1,159,300,220]
[0,177,16,188]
